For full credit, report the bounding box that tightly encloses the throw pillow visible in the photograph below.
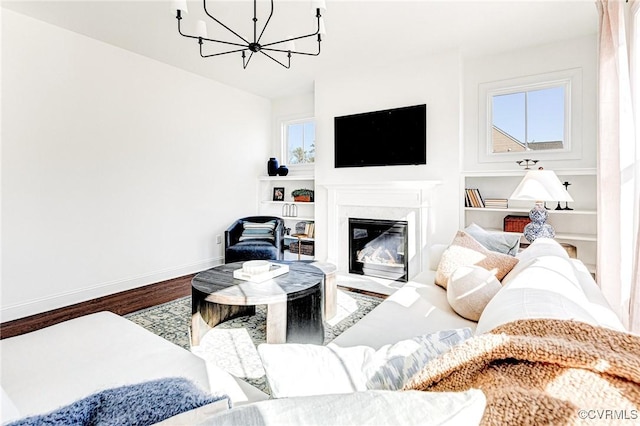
[447,265,503,321]
[435,231,519,289]
[239,221,276,241]
[464,223,521,256]
[257,328,473,398]
[202,389,486,426]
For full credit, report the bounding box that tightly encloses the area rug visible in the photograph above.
[125,289,383,394]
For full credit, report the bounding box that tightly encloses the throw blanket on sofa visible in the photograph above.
[8,377,230,426]
[404,319,640,425]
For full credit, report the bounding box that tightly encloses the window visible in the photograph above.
[492,84,567,153]
[478,68,582,163]
[282,119,315,165]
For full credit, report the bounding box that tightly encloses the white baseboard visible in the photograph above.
[0,257,223,323]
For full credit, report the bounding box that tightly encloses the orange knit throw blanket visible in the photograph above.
[403,319,640,425]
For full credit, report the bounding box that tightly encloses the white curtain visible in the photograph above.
[596,0,639,332]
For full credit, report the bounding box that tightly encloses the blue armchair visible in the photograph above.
[224,216,285,263]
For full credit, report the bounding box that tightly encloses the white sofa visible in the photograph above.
[1,238,626,425]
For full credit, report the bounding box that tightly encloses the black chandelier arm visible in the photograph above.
[261,35,322,57]
[255,0,275,45]
[178,18,247,49]
[242,51,255,69]
[260,9,322,49]
[203,0,249,45]
[200,42,247,59]
[260,50,291,69]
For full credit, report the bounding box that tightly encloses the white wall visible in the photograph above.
[463,35,598,172]
[313,52,464,264]
[1,10,271,321]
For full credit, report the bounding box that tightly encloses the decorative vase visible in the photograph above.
[293,195,311,202]
[267,158,279,176]
[277,165,289,176]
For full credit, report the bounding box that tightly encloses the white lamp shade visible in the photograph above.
[319,17,327,35]
[509,170,574,202]
[172,0,188,13]
[284,40,296,51]
[312,0,327,11]
[196,20,208,38]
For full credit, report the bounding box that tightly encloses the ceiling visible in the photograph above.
[2,0,598,100]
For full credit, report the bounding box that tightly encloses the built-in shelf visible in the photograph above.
[465,207,596,215]
[462,170,598,271]
[258,174,316,260]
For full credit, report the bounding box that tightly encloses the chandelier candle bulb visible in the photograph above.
[319,17,327,35]
[312,0,327,11]
[172,0,188,14]
[195,20,208,38]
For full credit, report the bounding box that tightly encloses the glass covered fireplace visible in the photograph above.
[348,218,409,282]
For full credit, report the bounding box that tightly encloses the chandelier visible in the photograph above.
[172,0,326,69]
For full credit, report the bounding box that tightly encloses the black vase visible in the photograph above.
[267,158,279,176]
[277,165,289,176]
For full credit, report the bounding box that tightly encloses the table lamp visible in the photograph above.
[509,169,574,242]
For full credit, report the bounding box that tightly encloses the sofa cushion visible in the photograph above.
[257,329,472,398]
[447,265,502,321]
[331,280,477,350]
[465,223,521,256]
[201,389,486,426]
[475,238,624,334]
[435,231,519,288]
[2,386,21,424]
[0,312,267,419]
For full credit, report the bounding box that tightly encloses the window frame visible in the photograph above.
[478,68,583,163]
[280,116,316,170]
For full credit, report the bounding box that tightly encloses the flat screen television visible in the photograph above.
[334,104,426,168]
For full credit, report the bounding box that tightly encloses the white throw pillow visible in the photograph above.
[257,329,472,398]
[447,266,502,321]
[202,389,486,426]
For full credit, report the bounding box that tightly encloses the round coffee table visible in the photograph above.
[191,262,324,345]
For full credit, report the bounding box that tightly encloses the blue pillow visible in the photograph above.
[8,377,229,426]
[465,223,520,256]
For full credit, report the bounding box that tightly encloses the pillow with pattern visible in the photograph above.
[257,328,473,398]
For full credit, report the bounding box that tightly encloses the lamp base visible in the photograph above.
[523,203,556,243]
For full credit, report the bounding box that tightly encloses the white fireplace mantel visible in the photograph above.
[321,180,442,279]
[322,180,441,207]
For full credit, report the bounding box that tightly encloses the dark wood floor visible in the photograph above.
[0,274,194,339]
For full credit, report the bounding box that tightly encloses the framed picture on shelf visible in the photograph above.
[273,187,285,201]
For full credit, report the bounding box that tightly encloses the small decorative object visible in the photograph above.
[277,165,289,176]
[562,181,573,210]
[291,188,314,202]
[282,203,290,216]
[516,159,539,170]
[233,262,289,282]
[267,157,279,176]
[273,187,285,201]
[509,168,573,242]
[242,260,271,275]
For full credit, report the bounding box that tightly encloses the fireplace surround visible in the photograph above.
[321,181,441,280]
